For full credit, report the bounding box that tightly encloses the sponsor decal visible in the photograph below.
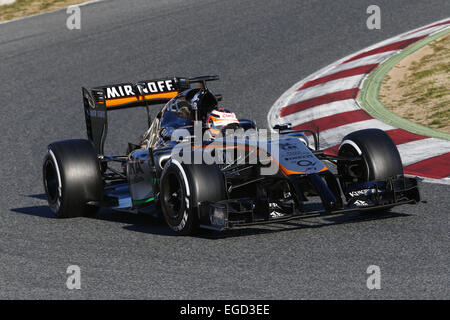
[348,188,375,197]
[279,142,298,150]
[104,79,176,99]
[296,159,314,167]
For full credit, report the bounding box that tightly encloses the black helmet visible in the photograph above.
[160,88,219,128]
[189,88,217,110]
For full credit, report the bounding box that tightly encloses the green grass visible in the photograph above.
[392,35,449,130]
[0,0,86,22]
[358,28,450,139]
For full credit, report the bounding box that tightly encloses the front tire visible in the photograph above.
[337,129,403,212]
[337,128,403,184]
[43,139,102,218]
[160,159,226,235]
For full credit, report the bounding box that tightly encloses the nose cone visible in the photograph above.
[267,137,327,175]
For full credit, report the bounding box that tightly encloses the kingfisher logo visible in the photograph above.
[104,79,176,99]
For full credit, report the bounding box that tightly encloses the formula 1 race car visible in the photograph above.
[43,75,420,235]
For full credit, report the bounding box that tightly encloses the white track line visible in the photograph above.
[400,24,450,40]
[419,177,450,185]
[317,51,396,78]
[397,139,450,166]
[286,75,364,106]
[316,119,395,149]
[281,99,360,126]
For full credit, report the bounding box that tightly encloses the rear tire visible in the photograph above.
[43,139,102,218]
[160,159,226,235]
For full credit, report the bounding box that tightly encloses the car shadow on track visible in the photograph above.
[10,203,176,236]
[13,194,411,238]
[10,194,56,218]
[95,209,175,236]
[26,193,48,200]
[13,194,175,236]
[197,210,412,240]
[10,205,57,219]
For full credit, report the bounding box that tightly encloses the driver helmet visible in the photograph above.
[207,108,239,135]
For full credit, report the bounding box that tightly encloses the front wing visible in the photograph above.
[198,175,420,231]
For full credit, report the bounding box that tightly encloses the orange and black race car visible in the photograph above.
[42,75,420,235]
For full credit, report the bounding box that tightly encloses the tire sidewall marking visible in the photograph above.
[339,140,363,155]
[165,159,191,232]
[48,149,63,213]
[339,139,370,181]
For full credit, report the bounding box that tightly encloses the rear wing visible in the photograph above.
[83,75,219,155]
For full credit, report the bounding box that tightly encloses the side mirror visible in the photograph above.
[273,123,292,131]
[238,119,257,130]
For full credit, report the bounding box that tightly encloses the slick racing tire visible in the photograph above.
[337,129,403,212]
[43,139,102,218]
[337,128,403,183]
[160,159,226,236]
